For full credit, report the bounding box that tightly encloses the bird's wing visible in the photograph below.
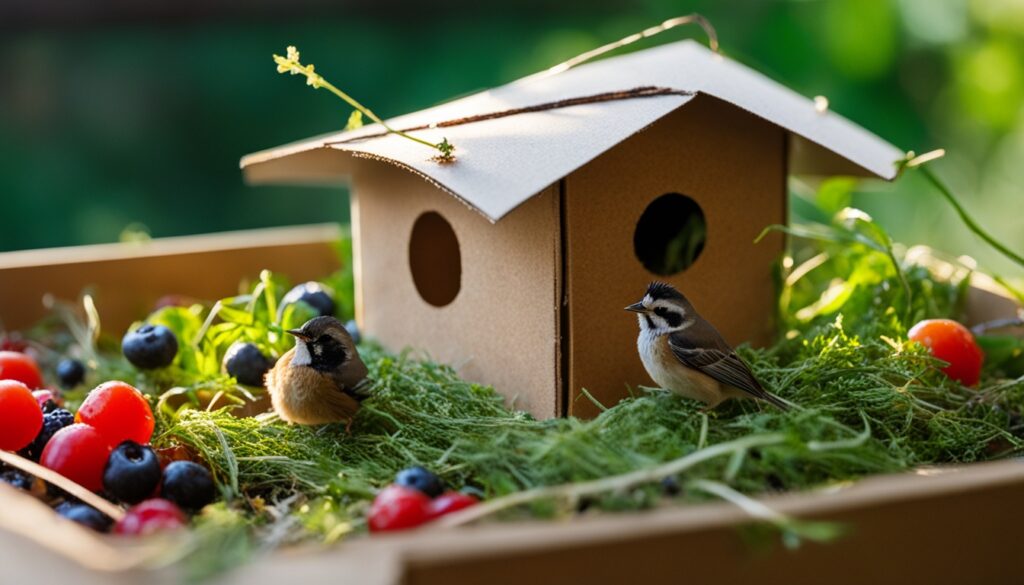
[326,368,371,403]
[667,333,769,400]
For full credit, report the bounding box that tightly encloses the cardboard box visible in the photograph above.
[1,226,1023,585]
[0,224,344,334]
[241,39,906,420]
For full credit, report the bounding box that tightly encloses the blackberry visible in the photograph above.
[22,408,75,461]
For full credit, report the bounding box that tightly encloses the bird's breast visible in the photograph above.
[637,331,722,404]
[266,352,359,425]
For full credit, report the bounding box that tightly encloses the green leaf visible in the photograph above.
[148,305,204,342]
[816,177,857,216]
[218,305,255,326]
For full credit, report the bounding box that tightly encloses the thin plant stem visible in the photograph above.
[435,433,787,528]
[542,13,719,77]
[317,77,440,151]
[273,47,454,161]
[917,166,1024,270]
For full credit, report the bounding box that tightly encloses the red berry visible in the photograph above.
[76,381,154,445]
[909,319,985,386]
[114,499,187,536]
[0,351,44,389]
[0,333,28,353]
[0,380,44,451]
[368,485,431,532]
[32,389,62,410]
[426,491,478,520]
[40,424,112,492]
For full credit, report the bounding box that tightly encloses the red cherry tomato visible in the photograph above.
[0,351,44,389]
[0,380,44,451]
[40,424,112,492]
[114,499,187,536]
[426,491,478,520]
[76,381,154,445]
[368,485,431,532]
[909,319,984,386]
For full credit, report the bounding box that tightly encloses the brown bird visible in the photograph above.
[265,316,371,425]
[627,282,789,411]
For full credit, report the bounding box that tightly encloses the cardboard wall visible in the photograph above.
[0,225,343,334]
[352,167,562,418]
[564,95,786,418]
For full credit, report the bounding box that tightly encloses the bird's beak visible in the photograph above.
[286,329,311,342]
[624,302,647,313]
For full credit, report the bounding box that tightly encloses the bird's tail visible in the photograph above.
[350,377,374,402]
[761,391,792,411]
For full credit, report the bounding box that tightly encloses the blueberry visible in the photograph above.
[21,408,75,461]
[161,461,216,512]
[56,502,112,533]
[344,319,361,345]
[122,324,178,369]
[0,469,33,491]
[395,466,444,498]
[282,282,335,317]
[222,342,273,387]
[56,358,86,389]
[660,476,682,496]
[103,441,162,505]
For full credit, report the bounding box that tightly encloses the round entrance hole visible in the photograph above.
[409,211,462,307]
[633,193,707,276]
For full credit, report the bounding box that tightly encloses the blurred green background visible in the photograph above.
[1,0,1022,279]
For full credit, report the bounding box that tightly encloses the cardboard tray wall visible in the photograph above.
[0,224,1022,585]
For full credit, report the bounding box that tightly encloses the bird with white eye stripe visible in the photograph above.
[626,282,789,410]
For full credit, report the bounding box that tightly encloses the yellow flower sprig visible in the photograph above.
[273,46,455,163]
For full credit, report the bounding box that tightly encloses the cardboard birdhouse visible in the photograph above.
[241,40,902,419]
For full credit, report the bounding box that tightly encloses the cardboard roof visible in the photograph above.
[241,40,904,222]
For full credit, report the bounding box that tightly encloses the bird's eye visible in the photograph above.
[653,307,669,318]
